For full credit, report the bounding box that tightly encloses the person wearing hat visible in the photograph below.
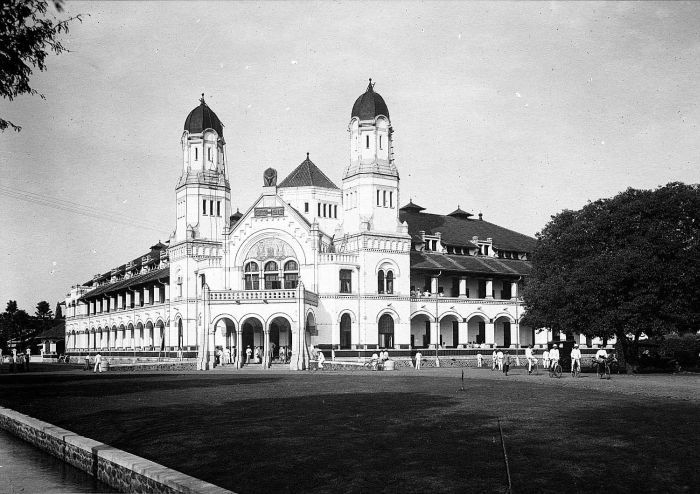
[525,345,535,374]
[549,344,560,371]
[570,343,582,374]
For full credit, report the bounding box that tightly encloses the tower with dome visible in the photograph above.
[61,81,583,372]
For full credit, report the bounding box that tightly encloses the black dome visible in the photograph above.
[184,95,224,137]
[351,79,389,120]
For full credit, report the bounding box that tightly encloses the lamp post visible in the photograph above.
[435,270,441,367]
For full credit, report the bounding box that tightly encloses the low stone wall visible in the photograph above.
[0,406,233,494]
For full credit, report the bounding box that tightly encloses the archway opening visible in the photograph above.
[466,316,488,346]
[340,313,352,349]
[269,316,291,360]
[241,318,263,362]
[439,315,460,348]
[215,317,236,355]
[378,314,394,349]
[410,314,431,348]
[494,316,514,348]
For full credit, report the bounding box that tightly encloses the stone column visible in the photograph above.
[511,281,518,300]
[485,321,495,347]
[430,318,439,349]
[459,277,467,298]
[458,320,468,347]
[485,279,494,299]
[430,275,439,294]
[235,330,243,369]
[134,290,141,307]
[164,283,170,301]
[154,284,161,304]
[263,330,270,368]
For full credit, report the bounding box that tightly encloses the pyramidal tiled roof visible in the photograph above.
[278,154,339,189]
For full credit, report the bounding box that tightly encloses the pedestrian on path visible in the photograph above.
[415,350,422,370]
[93,352,102,373]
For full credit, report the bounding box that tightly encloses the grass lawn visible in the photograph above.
[1,366,698,493]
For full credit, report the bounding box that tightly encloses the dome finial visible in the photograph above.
[306,152,309,159]
[200,93,205,105]
[368,78,374,92]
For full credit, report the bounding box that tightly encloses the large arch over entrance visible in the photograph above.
[410,313,433,348]
[466,314,488,346]
[214,317,236,364]
[339,313,352,349]
[268,316,292,361]
[439,313,461,348]
[241,317,264,364]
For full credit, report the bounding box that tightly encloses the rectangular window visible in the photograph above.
[202,199,207,215]
[334,205,337,218]
[383,190,387,207]
[318,203,321,216]
[210,200,214,216]
[366,135,369,148]
[389,191,393,208]
[264,274,281,290]
[478,280,487,299]
[501,281,512,300]
[284,273,298,289]
[379,135,383,149]
[484,245,490,256]
[245,274,259,290]
[216,201,221,216]
[377,189,380,206]
[194,147,198,160]
[339,269,352,293]
[208,147,212,161]
[323,203,327,217]
[305,202,309,213]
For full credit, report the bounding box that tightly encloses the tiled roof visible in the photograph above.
[447,206,473,219]
[36,320,65,341]
[83,243,168,287]
[278,154,339,189]
[399,209,536,253]
[399,200,425,213]
[410,251,532,277]
[81,267,169,300]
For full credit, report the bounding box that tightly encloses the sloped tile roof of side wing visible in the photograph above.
[399,204,537,253]
[278,154,339,189]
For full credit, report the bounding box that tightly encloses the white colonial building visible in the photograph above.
[64,81,574,370]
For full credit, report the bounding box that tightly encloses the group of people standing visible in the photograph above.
[0,350,30,373]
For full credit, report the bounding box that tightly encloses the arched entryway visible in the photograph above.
[177,319,183,349]
[145,321,154,348]
[136,322,144,348]
[378,314,394,349]
[127,323,134,349]
[494,315,514,348]
[439,314,460,348]
[466,315,488,345]
[156,320,165,351]
[410,313,432,348]
[241,317,263,363]
[339,313,352,349]
[269,316,291,360]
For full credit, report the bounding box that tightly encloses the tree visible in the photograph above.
[0,0,82,131]
[35,300,53,320]
[54,301,63,319]
[522,183,700,371]
[0,300,30,351]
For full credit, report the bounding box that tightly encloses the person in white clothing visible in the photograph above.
[570,344,582,373]
[542,348,550,369]
[496,350,504,371]
[525,345,536,374]
[476,353,483,368]
[93,352,102,373]
[317,350,325,369]
[414,350,422,370]
[549,344,560,370]
[492,350,497,371]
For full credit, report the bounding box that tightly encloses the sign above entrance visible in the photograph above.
[254,207,285,217]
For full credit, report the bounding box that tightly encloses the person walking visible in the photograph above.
[491,350,497,371]
[245,345,252,365]
[415,350,422,370]
[93,352,102,373]
[497,349,504,371]
[84,354,90,371]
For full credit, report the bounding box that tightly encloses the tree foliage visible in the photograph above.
[0,299,30,350]
[522,183,700,366]
[35,300,53,319]
[0,0,82,131]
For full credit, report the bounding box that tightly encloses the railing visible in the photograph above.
[318,253,359,264]
[410,295,522,305]
[209,289,298,302]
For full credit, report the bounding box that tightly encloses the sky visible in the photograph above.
[1,1,699,313]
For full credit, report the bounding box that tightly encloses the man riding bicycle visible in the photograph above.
[525,345,536,374]
[549,344,560,371]
[570,343,582,374]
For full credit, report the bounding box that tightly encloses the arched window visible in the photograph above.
[377,270,385,294]
[264,261,280,289]
[386,270,394,294]
[245,261,260,290]
[378,314,394,348]
[340,313,352,349]
[366,135,369,148]
[284,260,299,289]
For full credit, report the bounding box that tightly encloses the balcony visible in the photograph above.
[209,289,318,306]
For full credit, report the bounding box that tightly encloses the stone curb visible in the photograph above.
[0,406,234,494]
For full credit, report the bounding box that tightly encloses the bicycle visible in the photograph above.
[596,359,611,380]
[548,361,562,378]
[525,358,539,375]
[571,360,581,378]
